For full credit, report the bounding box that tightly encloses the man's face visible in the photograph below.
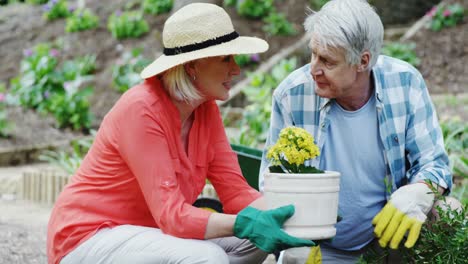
[309,35,359,100]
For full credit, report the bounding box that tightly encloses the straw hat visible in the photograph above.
[140,3,269,79]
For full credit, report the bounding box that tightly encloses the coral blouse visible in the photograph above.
[47,77,261,264]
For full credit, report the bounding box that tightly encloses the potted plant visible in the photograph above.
[263,126,341,239]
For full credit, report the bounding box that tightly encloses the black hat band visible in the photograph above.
[163,31,239,56]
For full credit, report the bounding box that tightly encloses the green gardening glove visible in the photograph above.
[234,205,315,253]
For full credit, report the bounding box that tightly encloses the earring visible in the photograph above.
[192,75,196,81]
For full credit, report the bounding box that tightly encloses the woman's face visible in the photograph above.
[191,55,240,101]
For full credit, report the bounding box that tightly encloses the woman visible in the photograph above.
[47,3,314,264]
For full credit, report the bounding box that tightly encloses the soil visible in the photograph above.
[0,0,312,157]
[0,198,50,264]
[0,1,466,262]
[0,0,468,146]
[410,0,468,94]
[0,0,466,155]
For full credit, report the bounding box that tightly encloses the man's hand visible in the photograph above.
[372,183,434,249]
[234,205,315,253]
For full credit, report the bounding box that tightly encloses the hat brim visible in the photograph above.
[140,36,268,79]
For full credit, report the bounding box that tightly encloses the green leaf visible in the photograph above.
[268,165,285,173]
[300,166,324,173]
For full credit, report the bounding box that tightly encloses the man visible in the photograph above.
[259,0,453,263]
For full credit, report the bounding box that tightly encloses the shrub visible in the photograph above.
[10,44,61,110]
[440,118,468,180]
[107,11,149,39]
[231,57,297,148]
[234,54,260,67]
[262,11,297,36]
[47,84,94,130]
[358,196,467,264]
[143,0,173,15]
[42,0,70,21]
[223,0,237,7]
[236,0,273,19]
[40,131,96,175]
[0,83,13,138]
[426,4,464,31]
[10,43,95,131]
[309,0,329,10]
[26,0,48,4]
[112,48,151,93]
[382,42,420,67]
[403,202,467,263]
[65,8,99,32]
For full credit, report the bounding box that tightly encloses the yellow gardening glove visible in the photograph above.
[305,245,322,264]
[372,183,434,249]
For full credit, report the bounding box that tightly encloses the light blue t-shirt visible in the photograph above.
[320,95,387,251]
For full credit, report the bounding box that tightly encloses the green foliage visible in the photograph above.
[10,43,95,130]
[107,11,149,39]
[262,11,297,36]
[26,0,48,4]
[10,44,61,110]
[309,0,329,10]
[65,9,99,32]
[223,0,237,7]
[0,83,13,138]
[39,131,96,175]
[112,48,151,93]
[440,118,468,179]
[359,197,467,264]
[405,199,467,263]
[42,0,70,21]
[143,0,172,15]
[0,0,25,5]
[234,54,260,68]
[382,42,420,67]
[236,0,273,19]
[61,55,96,80]
[47,84,94,130]
[231,57,297,148]
[427,4,464,32]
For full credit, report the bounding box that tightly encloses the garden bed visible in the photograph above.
[0,0,466,165]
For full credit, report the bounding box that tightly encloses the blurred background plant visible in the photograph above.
[107,10,149,39]
[27,0,47,4]
[234,54,261,68]
[39,130,96,175]
[65,8,99,33]
[309,0,329,9]
[230,57,297,148]
[426,3,465,31]
[142,0,173,15]
[9,42,96,131]
[262,10,297,36]
[112,48,152,93]
[382,42,421,67]
[42,0,70,21]
[0,83,14,138]
[236,0,273,18]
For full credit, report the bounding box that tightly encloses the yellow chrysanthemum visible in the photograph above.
[267,126,321,173]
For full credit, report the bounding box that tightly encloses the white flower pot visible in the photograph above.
[264,171,341,240]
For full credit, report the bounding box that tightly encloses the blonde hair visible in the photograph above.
[161,64,201,103]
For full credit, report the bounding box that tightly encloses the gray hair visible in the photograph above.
[304,0,384,69]
[161,64,202,103]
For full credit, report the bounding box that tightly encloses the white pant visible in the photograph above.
[61,225,268,264]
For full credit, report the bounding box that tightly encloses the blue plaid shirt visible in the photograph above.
[259,55,452,198]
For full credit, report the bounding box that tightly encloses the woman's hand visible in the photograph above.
[234,205,315,253]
